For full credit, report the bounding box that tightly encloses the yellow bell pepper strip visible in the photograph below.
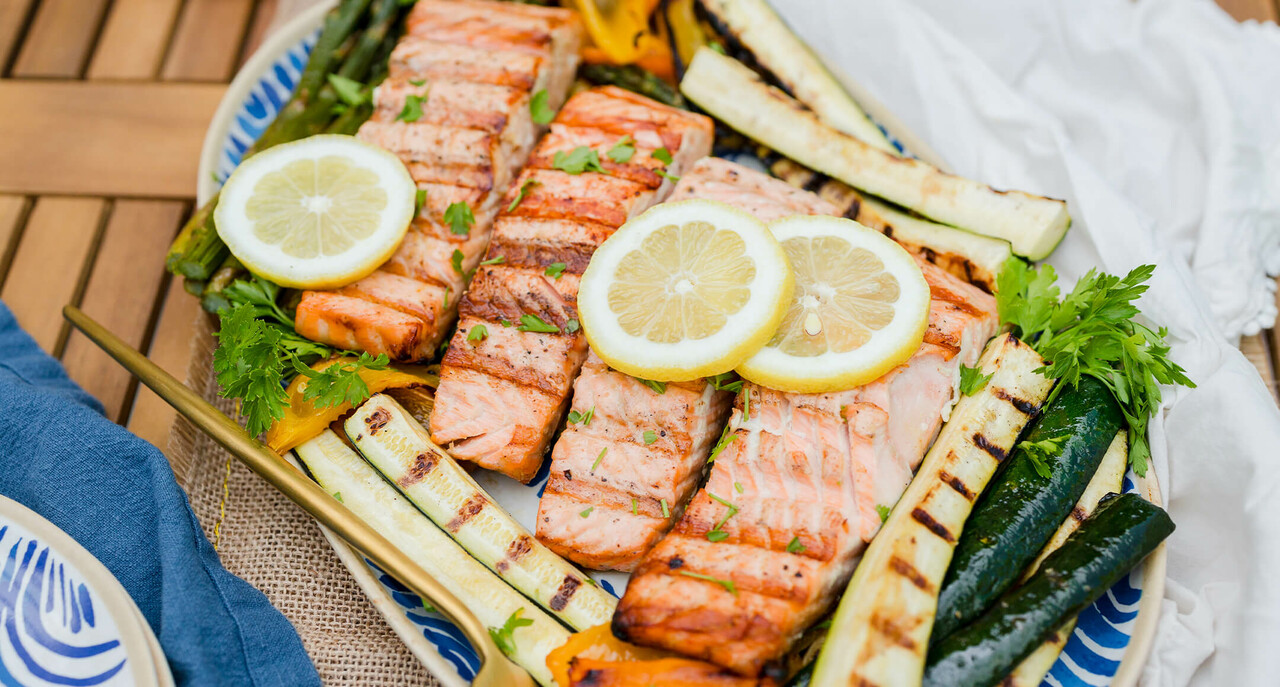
[570,0,663,65]
[265,360,438,454]
[547,624,670,687]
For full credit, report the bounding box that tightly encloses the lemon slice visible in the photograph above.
[578,200,794,381]
[737,215,930,393]
[214,134,416,289]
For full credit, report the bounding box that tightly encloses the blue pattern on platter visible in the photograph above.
[0,524,133,686]
[219,30,1146,687]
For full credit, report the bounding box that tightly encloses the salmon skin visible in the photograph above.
[295,0,583,362]
[612,159,1000,677]
[532,159,839,571]
[429,86,714,483]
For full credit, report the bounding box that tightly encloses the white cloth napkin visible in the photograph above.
[771,0,1280,684]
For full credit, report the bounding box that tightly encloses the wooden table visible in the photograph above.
[0,0,1276,460]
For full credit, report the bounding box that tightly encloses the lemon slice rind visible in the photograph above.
[737,215,930,393]
[579,200,794,381]
[214,134,416,289]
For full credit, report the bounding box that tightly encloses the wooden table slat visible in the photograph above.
[0,81,227,198]
[0,194,30,287]
[0,196,107,354]
[127,274,205,456]
[0,0,35,76]
[61,200,185,422]
[87,0,185,80]
[240,0,283,68]
[162,0,258,82]
[10,0,111,78]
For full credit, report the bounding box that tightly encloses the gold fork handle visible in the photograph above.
[62,305,532,687]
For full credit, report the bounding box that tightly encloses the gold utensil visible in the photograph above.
[63,305,533,687]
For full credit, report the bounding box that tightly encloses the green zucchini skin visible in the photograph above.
[931,375,1124,644]
[923,493,1174,687]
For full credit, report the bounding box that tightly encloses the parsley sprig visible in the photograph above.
[290,353,390,408]
[488,608,534,658]
[1017,436,1066,479]
[996,257,1194,475]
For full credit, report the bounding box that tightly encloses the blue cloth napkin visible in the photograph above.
[0,300,320,687]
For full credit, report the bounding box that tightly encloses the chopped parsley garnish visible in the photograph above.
[706,491,739,541]
[443,201,474,236]
[876,505,891,523]
[414,188,427,215]
[707,530,729,542]
[327,74,368,107]
[708,424,737,463]
[734,482,744,494]
[656,169,681,183]
[479,255,506,266]
[996,257,1193,475]
[709,372,743,393]
[409,78,426,87]
[333,491,343,503]
[958,364,992,396]
[786,536,806,554]
[552,146,605,175]
[545,262,567,279]
[567,405,595,426]
[467,325,488,344]
[500,318,512,327]
[290,352,391,409]
[660,498,670,518]
[741,387,751,421]
[564,319,580,334]
[579,506,593,518]
[488,608,533,658]
[450,249,466,275]
[643,430,658,445]
[517,314,559,333]
[530,89,555,125]
[591,447,608,472]
[1017,436,1067,479]
[396,93,427,122]
[631,497,638,515]
[607,135,635,163]
[679,571,737,596]
[507,178,540,212]
[637,378,666,394]
[652,147,673,165]
[442,285,450,308]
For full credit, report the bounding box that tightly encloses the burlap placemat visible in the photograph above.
[167,312,439,686]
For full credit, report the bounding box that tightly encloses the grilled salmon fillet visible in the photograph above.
[612,162,1000,678]
[295,0,582,362]
[429,86,714,483]
[533,160,838,571]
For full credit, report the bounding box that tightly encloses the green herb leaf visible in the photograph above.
[414,188,427,215]
[517,314,559,333]
[396,93,427,122]
[656,169,681,183]
[580,506,593,518]
[631,497,638,515]
[480,255,506,266]
[708,424,736,463]
[996,257,1194,475]
[637,378,666,394]
[643,430,658,445]
[958,364,993,396]
[734,482,744,494]
[607,135,635,163]
[786,536,806,554]
[507,178,540,213]
[290,352,391,410]
[327,74,368,107]
[545,262,567,279]
[741,387,751,421]
[707,529,729,542]
[876,505,891,523]
[591,447,608,471]
[707,491,739,531]
[653,147,673,165]
[564,319,580,334]
[488,608,534,658]
[443,201,474,236]
[709,372,744,393]
[409,78,426,87]
[500,318,512,327]
[213,305,314,437]
[333,491,343,503]
[660,498,669,518]
[679,571,737,596]
[451,249,466,276]
[1017,436,1067,480]
[530,89,555,125]
[221,276,294,327]
[467,324,488,344]
[552,146,605,175]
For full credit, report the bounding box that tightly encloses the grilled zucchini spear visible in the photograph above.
[680,47,1070,260]
[346,394,618,632]
[294,430,567,687]
[809,334,1055,687]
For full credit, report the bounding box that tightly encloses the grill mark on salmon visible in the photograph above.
[613,159,999,676]
[294,0,582,362]
[429,87,713,483]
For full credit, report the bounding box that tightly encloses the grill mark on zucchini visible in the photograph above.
[889,555,933,592]
[364,407,391,434]
[1070,507,1087,522]
[939,470,974,500]
[498,535,534,572]
[871,612,920,650]
[973,432,1007,462]
[396,451,438,487]
[550,575,582,610]
[446,493,486,532]
[911,507,955,543]
[993,388,1040,416]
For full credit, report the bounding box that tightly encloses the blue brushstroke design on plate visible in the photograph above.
[0,525,129,686]
[218,31,1146,687]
